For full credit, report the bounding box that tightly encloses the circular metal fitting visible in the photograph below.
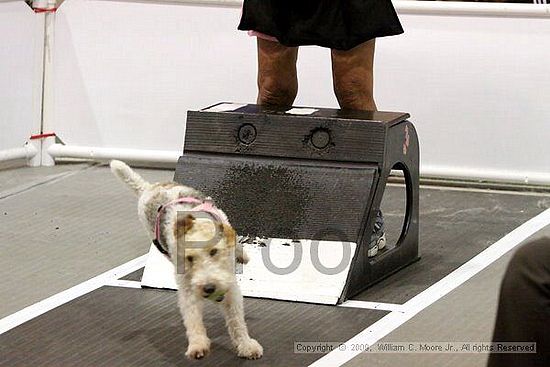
[311,129,331,150]
[238,124,257,145]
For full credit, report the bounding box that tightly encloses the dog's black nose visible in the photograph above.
[203,284,216,294]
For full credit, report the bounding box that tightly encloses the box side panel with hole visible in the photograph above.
[344,120,420,299]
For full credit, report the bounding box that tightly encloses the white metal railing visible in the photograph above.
[43,144,550,185]
[0,144,38,162]
[94,0,550,18]
[395,0,550,17]
[47,144,180,164]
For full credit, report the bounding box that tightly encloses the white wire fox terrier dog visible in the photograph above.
[110,160,263,360]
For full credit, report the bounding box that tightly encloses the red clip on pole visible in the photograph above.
[33,7,58,13]
[30,133,56,140]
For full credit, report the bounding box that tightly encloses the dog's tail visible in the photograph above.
[110,160,150,195]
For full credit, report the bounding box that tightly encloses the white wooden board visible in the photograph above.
[141,243,178,290]
[140,239,357,305]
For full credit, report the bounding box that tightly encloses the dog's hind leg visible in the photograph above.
[235,242,249,264]
[179,291,211,359]
[221,284,263,359]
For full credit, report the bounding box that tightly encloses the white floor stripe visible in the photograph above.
[105,279,143,289]
[310,208,550,367]
[338,300,405,313]
[0,254,148,335]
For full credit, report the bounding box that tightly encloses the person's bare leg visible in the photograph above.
[257,38,299,107]
[332,38,384,257]
[331,39,377,111]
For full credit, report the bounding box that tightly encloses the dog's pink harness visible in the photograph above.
[153,197,229,256]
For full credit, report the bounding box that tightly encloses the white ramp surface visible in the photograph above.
[141,244,178,290]
[141,239,357,305]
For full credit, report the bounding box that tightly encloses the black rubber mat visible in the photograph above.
[355,185,549,304]
[0,286,387,367]
[121,268,144,281]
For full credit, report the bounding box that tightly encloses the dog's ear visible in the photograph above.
[221,224,236,248]
[174,214,195,238]
[182,214,195,232]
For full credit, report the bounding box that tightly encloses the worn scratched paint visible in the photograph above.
[216,163,311,238]
[176,155,376,242]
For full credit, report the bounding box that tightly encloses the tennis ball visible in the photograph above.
[207,290,226,302]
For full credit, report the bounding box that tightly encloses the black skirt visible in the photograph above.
[238,0,404,51]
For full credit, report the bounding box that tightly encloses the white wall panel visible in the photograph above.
[0,1,42,151]
[53,0,259,150]
[375,12,550,183]
[52,0,550,183]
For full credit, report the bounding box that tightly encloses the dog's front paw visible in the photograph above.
[186,338,211,360]
[237,338,263,359]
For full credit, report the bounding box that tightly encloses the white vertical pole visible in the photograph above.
[30,0,57,166]
[28,2,46,167]
[40,0,57,166]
